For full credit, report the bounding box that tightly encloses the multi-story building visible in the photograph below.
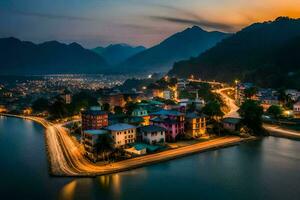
[185,112,206,138]
[82,129,109,162]
[81,107,108,131]
[106,123,137,148]
[132,108,150,126]
[139,125,166,144]
[150,109,185,142]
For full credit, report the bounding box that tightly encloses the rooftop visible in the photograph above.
[139,125,166,132]
[150,116,178,124]
[222,117,241,124]
[151,109,183,116]
[186,112,206,119]
[106,123,136,131]
[84,129,108,135]
[82,107,107,115]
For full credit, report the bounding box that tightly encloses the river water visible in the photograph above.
[0,116,300,200]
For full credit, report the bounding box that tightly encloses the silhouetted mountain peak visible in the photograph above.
[69,42,84,49]
[169,17,300,89]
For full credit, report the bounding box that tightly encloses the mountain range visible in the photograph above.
[0,26,227,75]
[92,44,146,65]
[114,26,230,74]
[169,17,300,89]
[0,38,109,75]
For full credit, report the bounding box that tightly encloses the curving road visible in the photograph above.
[213,87,240,118]
[214,88,300,138]
[1,114,243,176]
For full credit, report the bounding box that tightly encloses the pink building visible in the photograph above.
[150,110,185,142]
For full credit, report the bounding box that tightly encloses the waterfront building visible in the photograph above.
[82,129,109,162]
[81,107,108,131]
[139,125,166,144]
[186,112,206,138]
[106,123,137,148]
[150,109,185,142]
[222,117,241,132]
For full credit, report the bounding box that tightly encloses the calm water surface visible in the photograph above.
[0,116,300,200]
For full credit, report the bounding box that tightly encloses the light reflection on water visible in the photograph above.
[1,117,300,200]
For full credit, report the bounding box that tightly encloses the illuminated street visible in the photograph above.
[1,114,241,176]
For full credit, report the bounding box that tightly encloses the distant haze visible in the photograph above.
[1,0,300,47]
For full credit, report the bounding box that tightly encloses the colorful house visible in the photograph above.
[132,108,150,125]
[150,109,185,142]
[185,112,206,138]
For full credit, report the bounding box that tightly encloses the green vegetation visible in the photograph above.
[238,100,264,135]
[169,17,300,89]
[32,98,50,112]
[96,134,114,161]
[267,105,283,119]
[244,87,258,98]
[202,100,224,119]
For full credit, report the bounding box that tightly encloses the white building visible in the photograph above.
[293,101,300,118]
[139,125,166,145]
[106,123,136,148]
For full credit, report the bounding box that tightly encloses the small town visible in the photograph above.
[1,2,300,199]
[1,75,299,172]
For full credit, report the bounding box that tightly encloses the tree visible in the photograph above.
[49,99,68,119]
[267,105,282,119]
[71,92,98,113]
[102,103,110,112]
[244,87,258,99]
[124,102,138,115]
[202,100,224,119]
[32,98,49,112]
[114,106,124,115]
[238,100,264,134]
[96,134,114,161]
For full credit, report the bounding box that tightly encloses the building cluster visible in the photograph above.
[237,82,300,118]
[81,101,208,162]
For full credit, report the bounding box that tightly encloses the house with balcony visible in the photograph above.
[106,123,137,148]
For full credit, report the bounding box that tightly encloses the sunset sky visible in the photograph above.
[1,0,300,47]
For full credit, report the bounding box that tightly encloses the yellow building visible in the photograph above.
[186,112,206,138]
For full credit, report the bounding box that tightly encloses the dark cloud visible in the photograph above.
[147,3,238,32]
[149,16,235,32]
[3,8,98,21]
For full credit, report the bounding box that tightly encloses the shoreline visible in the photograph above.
[264,124,300,140]
[1,114,254,177]
[0,114,56,175]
